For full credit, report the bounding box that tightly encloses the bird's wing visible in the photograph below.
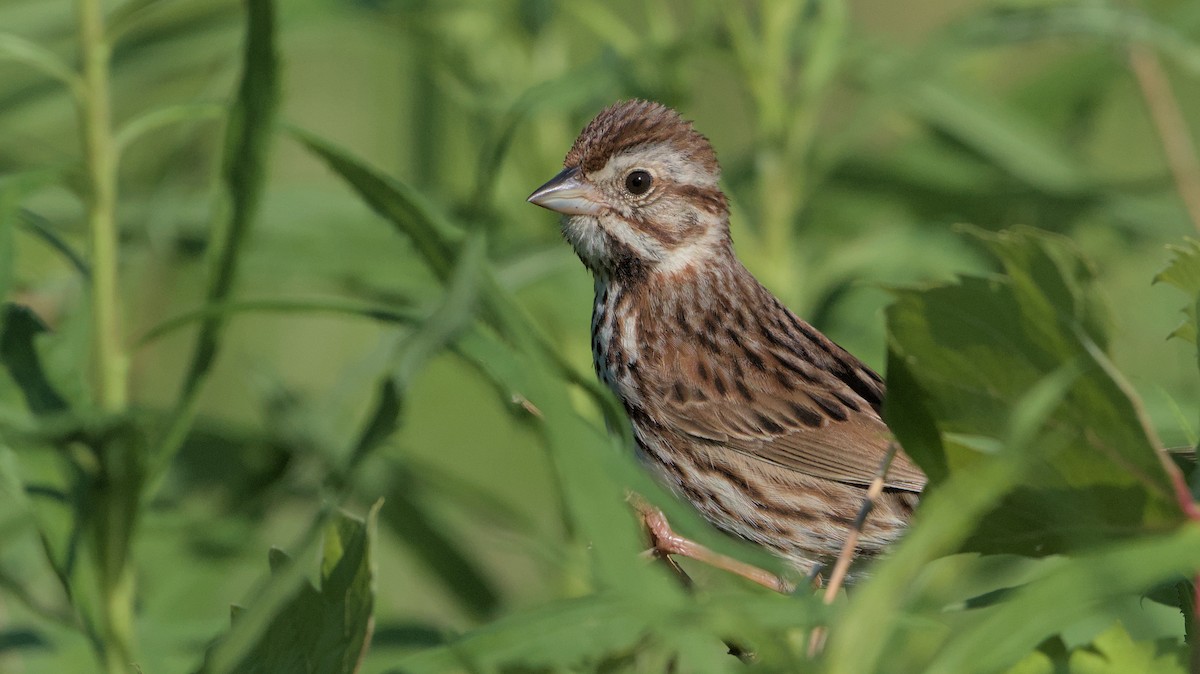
[649,314,926,493]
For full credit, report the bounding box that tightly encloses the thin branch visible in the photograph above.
[809,442,901,657]
[1130,44,1200,233]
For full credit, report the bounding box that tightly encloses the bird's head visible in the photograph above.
[528,100,732,279]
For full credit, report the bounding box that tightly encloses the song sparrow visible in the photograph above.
[528,100,925,580]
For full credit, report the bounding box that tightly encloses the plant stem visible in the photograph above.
[77,0,126,414]
[76,1,135,672]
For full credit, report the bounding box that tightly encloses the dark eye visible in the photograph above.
[624,169,652,195]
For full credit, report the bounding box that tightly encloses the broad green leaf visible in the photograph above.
[886,226,1182,555]
[826,364,1079,674]
[1067,622,1187,674]
[211,505,379,674]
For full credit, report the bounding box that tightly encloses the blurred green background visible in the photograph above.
[2,0,1200,671]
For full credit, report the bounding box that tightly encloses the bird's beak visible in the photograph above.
[527,167,602,215]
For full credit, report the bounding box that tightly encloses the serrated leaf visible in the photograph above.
[1067,622,1187,674]
[216,505,379,674]
[886,226,1182,555]
[1156,240,1200,357]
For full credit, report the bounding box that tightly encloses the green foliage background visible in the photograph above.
[1,0,1199,672]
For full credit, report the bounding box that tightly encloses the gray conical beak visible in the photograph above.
[527,167,602,215]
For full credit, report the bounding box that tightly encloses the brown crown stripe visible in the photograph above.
[566,100,719,175]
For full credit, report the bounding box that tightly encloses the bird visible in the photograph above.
[527,99,926,584]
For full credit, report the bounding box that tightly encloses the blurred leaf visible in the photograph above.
[958,5,1200,78]
[0,202,11,299]
[290,128,464,281]
[905,79,1089,195]
[1067,622,1187,674]
[175,0,279,401]
[0,303,68,416]
[157,0,279,476]
[378,467,501,620]
[391,594,655,673]
[114,102,224,153]
[204,504,379,674]
[344,233,498,617]
[1003,650,1055,674]
[0,32,81,97]
[886,226,1182,555]
[1155,239,1200,345]
[923,526,1200,674]
[18,210,89,279]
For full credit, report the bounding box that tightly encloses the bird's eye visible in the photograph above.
[624,169,653,195]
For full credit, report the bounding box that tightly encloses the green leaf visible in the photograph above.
[1067,622,1187,674]
[0,304,69,416]
[176,0,279,401]
[887,226,1182,555]
[214,505,379,674]
[904,79,1089,195]
[1155,239,1200,347]
[155,0,279,477]
[289,128,464,282]
[391,594,656,673]
[920,525,1200,674]
[0,32,82,98]
[343,234,499,618]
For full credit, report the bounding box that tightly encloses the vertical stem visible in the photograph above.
[76,1,134,672]
[77,0,126,414]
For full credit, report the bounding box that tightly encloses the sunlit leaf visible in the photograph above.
[204,505,379,674]
[1067,622,1187,674]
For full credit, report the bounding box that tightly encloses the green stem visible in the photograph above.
[76,1,134,671]
[77,0,126,414]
